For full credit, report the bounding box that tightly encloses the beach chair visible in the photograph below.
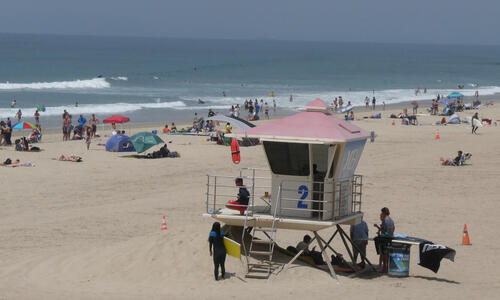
[460,153,472,165]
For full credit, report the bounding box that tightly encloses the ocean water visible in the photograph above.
[1,33,500,128]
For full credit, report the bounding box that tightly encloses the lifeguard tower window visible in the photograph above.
[263,142,310,176]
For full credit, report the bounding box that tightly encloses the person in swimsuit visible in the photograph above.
[208,222,227,280]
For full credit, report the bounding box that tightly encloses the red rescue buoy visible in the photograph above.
[231,138,240,164]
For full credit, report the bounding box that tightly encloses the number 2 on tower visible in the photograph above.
[297,185,308,208]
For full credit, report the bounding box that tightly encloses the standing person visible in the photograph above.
[78,114,87,133]
[90,114,99,137]
[208,222,227,281]
[413,102,419,114]
[374,207,395,273]
[255,101,260,117]
[289,94,293,102]
[350,217,369,267]
[1,121,12,145]
[0,121,6,145]
[338,97,343,108]
[372,97,376,110]
[6,117,11,128]
[34,110,40,126]
[472,112,480,134]
[85,127,92,150]
[235,104,240,118]
[248,102,254,120]
[16,109,22,122]
[333,98,338,111]
[365,96,369,108]
[273,99,276,115]
[10,99,16,108]
[244,100,248,110]
[264,102,269,119]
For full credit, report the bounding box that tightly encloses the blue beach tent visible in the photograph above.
[105,134,136,152]
[447,92,464,99]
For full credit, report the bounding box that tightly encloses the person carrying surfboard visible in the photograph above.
[209,222,227,280]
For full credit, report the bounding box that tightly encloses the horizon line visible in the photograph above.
[1,31,499,47]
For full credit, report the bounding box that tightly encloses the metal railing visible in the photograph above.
[205,170,362,222]
[275,175,363,221]
[205,168,272,214]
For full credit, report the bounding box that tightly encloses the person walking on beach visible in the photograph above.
[472,112,480,134]
[208,222,226,281]
[273,99,276,115]
[264,102,269,119]
[16,109,22,122]
[372,97,376,110]
[365,96,369,109]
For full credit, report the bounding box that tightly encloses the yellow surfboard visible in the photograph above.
[223,237,241,259]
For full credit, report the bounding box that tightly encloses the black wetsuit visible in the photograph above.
[209,230,226,280]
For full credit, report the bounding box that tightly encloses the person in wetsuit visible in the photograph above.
[208,222,227,280]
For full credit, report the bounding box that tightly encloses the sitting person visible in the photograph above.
[145,144,180,158]
[171,122,177,133]
[440,150,465,166]
[58,154,82,162]
[15,139,24,151]
[286,235,325,265]
[29,128,42,143]
[225,177,249,215]
[163,124,170,134]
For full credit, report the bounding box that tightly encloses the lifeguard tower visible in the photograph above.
[203,99,374,279]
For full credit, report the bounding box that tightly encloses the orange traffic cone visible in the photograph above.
[435,130,440,140]
[462,224,471,245]
[161,216,167,231]
[392,120,395,126]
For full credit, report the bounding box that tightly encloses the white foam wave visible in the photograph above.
[182,86,500,110]
[0,78,110,90]
[110,76,128,81]
[0,101,186,118]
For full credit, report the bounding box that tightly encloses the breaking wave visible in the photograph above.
[0,78,110,90]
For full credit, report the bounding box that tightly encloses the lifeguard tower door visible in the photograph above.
[318,144,337,220]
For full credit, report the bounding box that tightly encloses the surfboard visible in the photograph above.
[339,105,353,113]
[231,138,240,164]
[223,237,241,259]
[473,118,482,128]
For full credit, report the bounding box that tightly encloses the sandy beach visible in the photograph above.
[1,100,500,300]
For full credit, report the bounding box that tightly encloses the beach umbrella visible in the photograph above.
[447,92,464,99]
[103,115,130,124]
[207,115,255,131]
[129,132,164,153]
[12,121,37,130]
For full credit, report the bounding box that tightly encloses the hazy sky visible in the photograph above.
[1,0,499,44]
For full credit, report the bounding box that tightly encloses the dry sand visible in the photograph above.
[1,103,500,299]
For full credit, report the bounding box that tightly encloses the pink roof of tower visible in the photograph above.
[232,98,370,143]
